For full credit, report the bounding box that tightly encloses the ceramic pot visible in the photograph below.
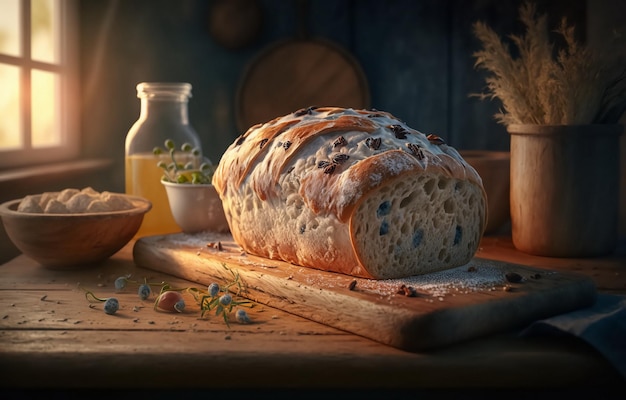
[507,124,623,257]
[162,181,230,234]
[460,150,511,235]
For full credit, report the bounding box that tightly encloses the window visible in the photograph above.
[0,0,79,168]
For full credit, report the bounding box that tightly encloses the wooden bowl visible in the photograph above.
[460,150,511,235]
[0,194,151,269]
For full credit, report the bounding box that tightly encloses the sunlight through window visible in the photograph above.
[0,63,21,149]
[32,69,61,147]
[0,0,78,167]
[31,0,59,63]
[0,0,21,57]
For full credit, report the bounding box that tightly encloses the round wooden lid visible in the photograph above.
[236,38,370,133]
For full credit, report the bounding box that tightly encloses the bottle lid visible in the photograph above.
[136,82,192,100]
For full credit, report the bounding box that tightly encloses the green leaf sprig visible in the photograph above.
[153,139,216,184]
[193,264,250,327]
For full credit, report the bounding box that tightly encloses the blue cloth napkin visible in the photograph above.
[520,293,626,378]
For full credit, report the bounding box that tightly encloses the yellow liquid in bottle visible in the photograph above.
[125,153,180,237]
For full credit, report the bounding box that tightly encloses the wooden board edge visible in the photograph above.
[133,237,599,352]
[398,276,597,351]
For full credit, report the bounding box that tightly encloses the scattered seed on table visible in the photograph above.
[397,284,418,297]
[505,272,523,283]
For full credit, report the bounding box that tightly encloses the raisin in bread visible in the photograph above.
[213,107,487,279]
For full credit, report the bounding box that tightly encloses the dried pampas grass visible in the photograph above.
[472,1,626,125]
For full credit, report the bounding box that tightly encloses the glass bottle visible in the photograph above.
[125,82,202,237]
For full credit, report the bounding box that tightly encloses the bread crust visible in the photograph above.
[213,107,487,278]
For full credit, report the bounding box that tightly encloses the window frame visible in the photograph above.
[0,0,80,169]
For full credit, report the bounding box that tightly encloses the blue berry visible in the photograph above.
[379,220,389,236]
[219,294,232,306]
[114,277,127,291]
[235,309,250,324]
[174,299,186,313]
[376,201,391,217]
[453,225,462,245]
[412,228,424,248]
[103,298,119,315]
[138,284,151,300]
[208,282,220,297]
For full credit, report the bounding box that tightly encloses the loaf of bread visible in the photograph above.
[213,107,487,279]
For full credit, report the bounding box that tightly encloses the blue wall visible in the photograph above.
[79,0,587,191]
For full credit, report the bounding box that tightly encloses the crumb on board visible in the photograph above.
[362,264,508,297]
[304,262,530,297]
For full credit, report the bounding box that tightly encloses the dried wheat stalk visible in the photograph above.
[472,1,626,125]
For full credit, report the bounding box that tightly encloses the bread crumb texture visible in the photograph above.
[213,107,487,279]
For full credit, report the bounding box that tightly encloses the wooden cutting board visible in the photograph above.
[133,231,597,352]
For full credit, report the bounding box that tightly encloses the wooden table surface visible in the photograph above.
[1,235,625,396]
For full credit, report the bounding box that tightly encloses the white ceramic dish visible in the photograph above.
[162,181,229,234]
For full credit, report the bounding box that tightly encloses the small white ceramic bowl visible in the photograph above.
[162,181,230,234]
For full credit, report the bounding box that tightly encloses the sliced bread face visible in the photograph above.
[350,171,486,279]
